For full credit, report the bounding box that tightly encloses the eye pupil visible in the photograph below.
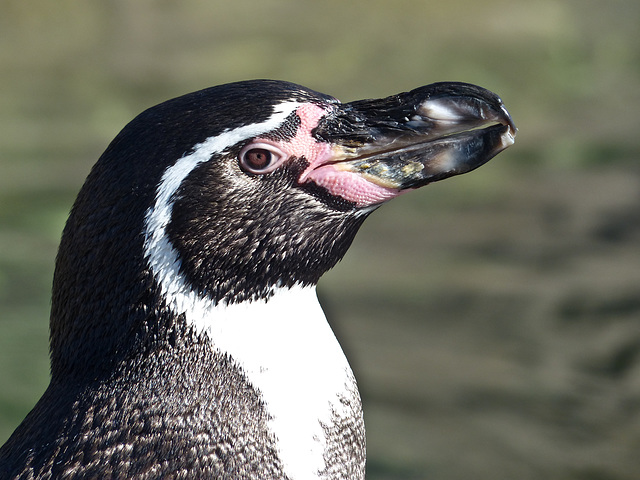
[245,148,272,170]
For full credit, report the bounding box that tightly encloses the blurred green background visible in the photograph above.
[1,0,639,478]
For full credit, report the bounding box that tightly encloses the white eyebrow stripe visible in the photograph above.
[142,100,302,313]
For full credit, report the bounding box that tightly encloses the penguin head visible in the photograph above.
[49,79,515,379]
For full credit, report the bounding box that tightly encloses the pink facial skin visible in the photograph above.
[256,103,404,208]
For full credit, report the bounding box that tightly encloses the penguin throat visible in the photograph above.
[159,281,364,479]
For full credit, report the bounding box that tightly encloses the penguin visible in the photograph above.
[0,79,515,479]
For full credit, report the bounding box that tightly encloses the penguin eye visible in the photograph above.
[239,143,287,174]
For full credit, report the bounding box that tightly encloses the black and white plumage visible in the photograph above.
[0,80,515,479]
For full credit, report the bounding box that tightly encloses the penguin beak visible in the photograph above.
[311,82,516,192]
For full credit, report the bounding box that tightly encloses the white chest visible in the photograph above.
[188,286,360,479]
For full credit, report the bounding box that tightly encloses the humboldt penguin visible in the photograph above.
[0,80,515,479]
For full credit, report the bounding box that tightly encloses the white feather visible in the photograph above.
[207,285,356,479]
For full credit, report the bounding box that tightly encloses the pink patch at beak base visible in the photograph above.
[302,164,404,207]
[258,102,404,208]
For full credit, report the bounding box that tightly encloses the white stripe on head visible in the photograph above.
[142,100,361,478]
[143,100,301,318]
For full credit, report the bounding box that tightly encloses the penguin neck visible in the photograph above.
[171,283,364,479]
